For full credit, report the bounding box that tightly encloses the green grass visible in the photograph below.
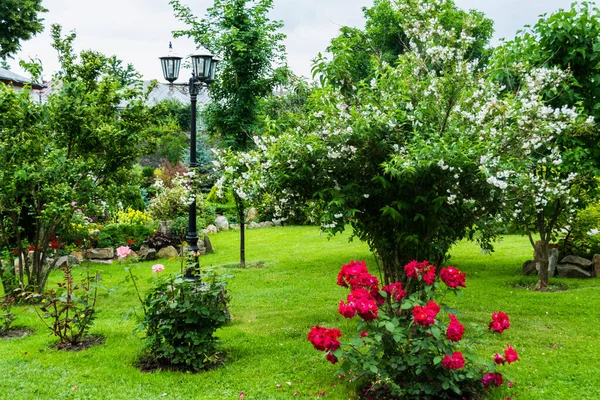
[1,226,599,399]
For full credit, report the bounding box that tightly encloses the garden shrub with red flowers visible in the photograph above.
[308,260,519,399]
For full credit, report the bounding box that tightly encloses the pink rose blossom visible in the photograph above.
[116,246,132,259]
[152,264,165,273]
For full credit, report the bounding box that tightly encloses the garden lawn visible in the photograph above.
[0,226,599,399]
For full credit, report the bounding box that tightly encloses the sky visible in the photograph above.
[6,0,580,82]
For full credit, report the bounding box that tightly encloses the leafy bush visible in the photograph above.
[309,260,518,399]
[556,204,600,258]
[144,231,178,252]
[96,223,155,250]
[33,266,100,346]
[141,270,230,371]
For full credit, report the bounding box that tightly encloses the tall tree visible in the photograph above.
[0,0,47,59]
[491,1,600,289]
[170,0,287,267]
[0,25,155,295]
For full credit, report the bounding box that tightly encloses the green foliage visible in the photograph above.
[0,0,47,58]
[33,266,99,346]
[171,0,287,149]
[140,270,230,371]
[556,203,600,258]
[96,224,155,251]
[0,25,155,294]
[106,55,141,86]
[316,0,493,94]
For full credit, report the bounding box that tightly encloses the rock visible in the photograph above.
[203,235,214,254]
[85,248,114,260]
[249,221,260,229]
[272,219,283,226]
[203,224,218,234]
[157,245,179,259]
[71,251,83,261]
[592,254,600,278]
[138,247,157,261]
[229,224,240,230]
[262,221,275,228]
[557,263,593,278]
[214,216,229,231]
[126,251,138,259]
[548,248,559,277]
[68,255,80,266]
[245,207,259,222]
[560,255,593,268]
[89,259,114,265]
[158,221,172,235]
[55,256,70,268]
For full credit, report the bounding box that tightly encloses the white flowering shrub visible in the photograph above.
[147,171,202,221]
[214,0,594,285]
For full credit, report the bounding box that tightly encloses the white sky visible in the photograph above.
[7,0,579,82]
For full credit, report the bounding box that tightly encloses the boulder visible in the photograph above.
[560,255,593,268]
[557,263,593,279]
[55,256,70,268]
[272,219,283,226]
[89,259,114,265]
[214,216,229,231]
[68,255,81,266]
[262,221,275,228]
[592,254,600,278]
[71,251,84,262]
[85,248,114,260]
[158,221,172,235]
[138,245,157,261]
[203,235,214,254]
[245,207,259,222]
[548,248,559,277]
[249,221,260,229]
[522,260,537,276]
[203,224,218,234]
[157,245,179,259]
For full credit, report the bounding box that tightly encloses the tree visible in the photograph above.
[491,2,600,289]
[0,25,155,295]
[314,0,493,94]
[170,0,287,267]
[218,0,587,286]
[106,56,142,87]
[0,0,47,59]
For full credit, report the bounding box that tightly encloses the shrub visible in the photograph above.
[556,204,600,258]
[144,231,178,252]
[309,260,518,399]
[33,266,99,346]
[96,223,155,250]
[115,208,153,225]
[141,270,230,371]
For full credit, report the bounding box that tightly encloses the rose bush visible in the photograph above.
[308,260,519,399]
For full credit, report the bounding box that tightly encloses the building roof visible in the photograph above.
[0,67,45,90]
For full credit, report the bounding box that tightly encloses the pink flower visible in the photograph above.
[337,260,368,287]
[338,300,356,319]
[70,201,77,206]
[504,344,519,364]
[152,264,165,273]
[446,314,465,342]
[116,246,132,259]
[489,312,510,334]
[442,352,465,369]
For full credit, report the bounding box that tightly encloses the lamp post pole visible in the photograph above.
[186,73,200,279]
[159,43,218,281]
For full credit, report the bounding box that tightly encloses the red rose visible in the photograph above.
[337,260,368,287]
[442,352,465,369]
[326,352,338,364]
[360,331,368,338]
[440,266,466,288]
[347,288,379,322]
[404,260,436,284]
[338,300,356,319]
[412,301,440,327]
[404,260,420,279]
[504,344,519,364]
[13,248,18,255]
[28,244,35,251]
[446,314,465,342]
[381,282,406,302]
[308,326,342,352]
[489,312,510,334]
[482,372,503,388]
[50,239,59,249]
[493,353,505,365]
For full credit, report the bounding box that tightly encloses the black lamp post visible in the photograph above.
[159,42,219,279]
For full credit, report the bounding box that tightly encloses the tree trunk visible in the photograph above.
[534,240,549,291]
[234,193,246,268]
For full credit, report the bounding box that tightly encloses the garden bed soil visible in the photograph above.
[0,328,34,340]
[54,334,105,351]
